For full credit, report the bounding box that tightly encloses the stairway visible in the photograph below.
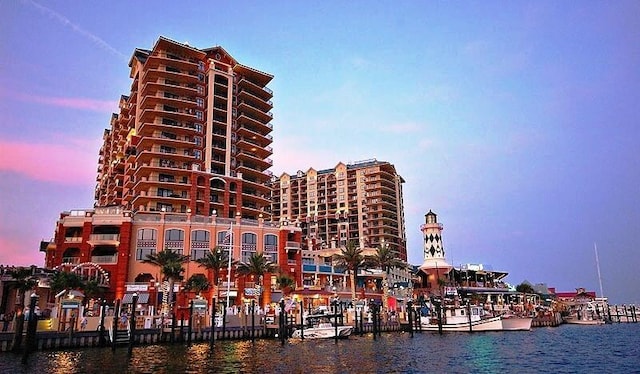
[109,328,131,345]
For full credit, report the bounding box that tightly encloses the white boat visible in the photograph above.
[291,313,353,339]
[500,313,534,331]
[564,302,606,325]
[420,304,532,332]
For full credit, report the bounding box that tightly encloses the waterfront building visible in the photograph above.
[42,207,302,311]
[269,160,409,305]
[95,36,274,220]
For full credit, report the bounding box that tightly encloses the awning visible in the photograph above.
[122,292,150,304]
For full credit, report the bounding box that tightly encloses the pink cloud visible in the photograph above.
[0,236,44,267]
[17,92,118,112]
[0,139,100,185]
[0,89,117,112]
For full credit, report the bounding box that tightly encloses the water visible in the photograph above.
[1,324,638,373]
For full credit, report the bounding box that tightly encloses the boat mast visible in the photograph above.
[594,242,604,298]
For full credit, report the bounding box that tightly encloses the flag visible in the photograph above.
[222,227,232,245]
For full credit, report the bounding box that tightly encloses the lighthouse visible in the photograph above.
[422,210,445,260]
[418,210,452,286]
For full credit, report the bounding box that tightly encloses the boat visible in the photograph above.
[420,303,532,332]
[290,313,353,339]
[500,313,534,331]
[563,301,606,325]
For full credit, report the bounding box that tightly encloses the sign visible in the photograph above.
[444,287,458,296]
[193,300,207,311]
[244,288,261,296]
[126,284,149,292]
[220,290,237,297]
[61,300,80,309]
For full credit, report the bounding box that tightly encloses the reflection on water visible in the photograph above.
[1,324,638,373]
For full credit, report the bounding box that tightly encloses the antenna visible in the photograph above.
[594,242,604,298]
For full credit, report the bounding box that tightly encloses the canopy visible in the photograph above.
[122,292,150,304]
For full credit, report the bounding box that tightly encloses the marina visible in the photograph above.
[1,323,638,373]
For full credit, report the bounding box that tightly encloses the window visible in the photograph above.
[241,233,257,262]
[217,230,231,246]
[196,111,204,120]
[264,234,278,263]
[137,228,156,240]
[160,145,176,154]
[196,97,204,107]
[165,229,184,241]
[158,188,173,197]
[192,230,210,242]
[136,247,156,261]
[194,136,202,146]
[157,203,172,212]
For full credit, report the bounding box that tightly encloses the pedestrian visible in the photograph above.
[81,315,88,330]
[119,313,128,329]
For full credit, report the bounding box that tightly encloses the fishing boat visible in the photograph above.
[500,312,535,331]
[420,304,532,332]
[563,301,606,325]
[291,313,353,339]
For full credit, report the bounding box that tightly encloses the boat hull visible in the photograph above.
[564,318,605,325]
[501,317,533,331]
[291,326,353,339]
[421,316,504,332]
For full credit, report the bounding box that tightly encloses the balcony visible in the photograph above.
[285,241,301,251]
[88,234,120,246]
[90,233,120,241]
[91,254,118,264]
[61,257,80,264]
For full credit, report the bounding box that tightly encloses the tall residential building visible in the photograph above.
[95,36,274,220]
[269,159,407,262]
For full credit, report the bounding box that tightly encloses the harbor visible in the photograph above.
[1,323,639,374]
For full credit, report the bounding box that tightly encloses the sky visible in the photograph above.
[1,1,638,304]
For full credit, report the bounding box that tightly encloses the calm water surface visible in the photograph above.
[0,324,637,373]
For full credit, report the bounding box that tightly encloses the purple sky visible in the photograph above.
[1,1,639,304]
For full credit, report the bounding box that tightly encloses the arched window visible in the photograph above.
[164,229,185,253]
[191,230,210,260]
[241,232,257,262]
[136,228,157,260]
[264,234,278,263]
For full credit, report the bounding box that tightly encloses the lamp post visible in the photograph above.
[21,293,39,364]
[128,292,138,355]
[99,299,107,347]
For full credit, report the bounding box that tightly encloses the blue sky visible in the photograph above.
[1,1,638,304]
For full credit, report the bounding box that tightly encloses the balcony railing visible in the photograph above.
[91,255,118,264]
[61,257,80,264]
[90,234,120,241]
[64,237,83,243]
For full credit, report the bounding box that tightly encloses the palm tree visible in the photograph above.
[7,267,38,313]
[333,240,364,304]
[143,249,189,315]
[195,246,228,299]
[50,270,84,296]
[276,273,296,296]
[184,274,210,296]
[235,252,277,307]
[81,279,105,305]
[365,243,405,311]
